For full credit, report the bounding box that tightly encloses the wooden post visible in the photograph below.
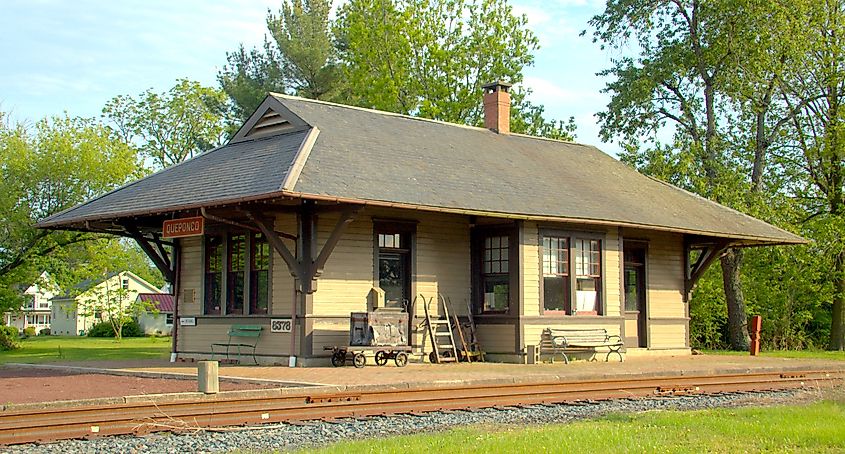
[749,315,762,356]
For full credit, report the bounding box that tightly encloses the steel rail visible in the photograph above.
[1,369,842,446]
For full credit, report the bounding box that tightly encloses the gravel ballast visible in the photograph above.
[5,389,817,453]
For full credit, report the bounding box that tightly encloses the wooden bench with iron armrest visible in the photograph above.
[211,325,263,365]
[542,328,624,364]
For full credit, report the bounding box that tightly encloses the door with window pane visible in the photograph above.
[378,232,410,309]
[623,243,647,347]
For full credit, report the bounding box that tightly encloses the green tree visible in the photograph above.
[335,0,574,138]
[0,112,141,313]
[218,43,287,122]
[219,0,576,140]
[588,0,799,350]
[779,0,845,349]
[103,79,228,169]
[77,275,155,340]
[218,0,337,121]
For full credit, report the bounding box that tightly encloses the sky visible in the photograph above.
[0,0,620,154]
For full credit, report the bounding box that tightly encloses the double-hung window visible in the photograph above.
[541,234,603,315]
[481,235,510,313]
[204,235,223,315]
[542,237,569,313]
[204,232,271,315]
[250,233,270,315]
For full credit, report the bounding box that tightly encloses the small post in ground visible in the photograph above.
[749,315,762,356]
[198,360,219,394]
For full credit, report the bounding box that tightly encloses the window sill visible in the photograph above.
[540,312,604,318]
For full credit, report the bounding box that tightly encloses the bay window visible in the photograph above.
[541,233,603,315]
[204,232,271,315]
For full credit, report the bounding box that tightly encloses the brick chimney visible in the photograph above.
[482,81,512,134]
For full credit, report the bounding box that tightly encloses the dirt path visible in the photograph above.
[0,366,276,405]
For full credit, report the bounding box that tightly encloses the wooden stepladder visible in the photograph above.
[421,294,459,363]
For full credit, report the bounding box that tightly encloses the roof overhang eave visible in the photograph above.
[35,190,807,247]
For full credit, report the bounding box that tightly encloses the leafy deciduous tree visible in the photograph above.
[102,79,228,169]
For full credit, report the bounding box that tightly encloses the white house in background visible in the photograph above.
[136,293,174,336]
[51,271,161,336]
[4,272,57,333]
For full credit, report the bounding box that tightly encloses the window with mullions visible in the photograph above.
[542,237,569,313]
[541,235,603,315]
[227,234,246,315]
[250,233,270,315]
[205,233,272,316]
[204,235,223,315]
[482,236,509,312]
[575,239,602,315]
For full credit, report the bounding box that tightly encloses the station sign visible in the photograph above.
[162,216,204,239]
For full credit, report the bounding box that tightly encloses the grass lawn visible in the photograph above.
[306,401,845,453]
[0,336,171,364]
[702,349,845,361]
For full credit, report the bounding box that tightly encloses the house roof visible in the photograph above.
[39,94,804,245]
[137,293,174,313]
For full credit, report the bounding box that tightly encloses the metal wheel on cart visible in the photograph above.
[429,351,438,364]
[352,352,367,368]
[331,351,346,367]
[394,351,408,367]
[374,350,389,366]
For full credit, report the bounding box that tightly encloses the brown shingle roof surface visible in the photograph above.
[40,129,308,226]
[279,95,802,243]
[39,94,802,244]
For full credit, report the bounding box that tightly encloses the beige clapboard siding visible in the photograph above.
[649,323,687,349]
[312,214,373,316]
[179,237,203,315]
[272,214,297,316]
[523,322,622,348]
[176,320,292,357]
[604,228,622,317]
[414,213,471,317]
[311,318,349,353]
[624,319,638,338]
[645,232,685,319]
[476,324,516,353]
[522,222,540,317]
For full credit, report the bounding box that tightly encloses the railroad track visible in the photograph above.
[2,369,842,446]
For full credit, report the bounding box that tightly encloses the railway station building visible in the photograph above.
[39,84,804,365]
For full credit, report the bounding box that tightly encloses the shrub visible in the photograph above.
[87,320,144,338]
[2,326,19,339]
[87,321,115,337]
[23,326,37,338]
[121,320,144,338]
[39,328,51,336]
[0,326,19,351]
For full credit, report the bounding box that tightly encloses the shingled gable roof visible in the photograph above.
[40,93,803,245]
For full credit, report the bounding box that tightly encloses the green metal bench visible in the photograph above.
[211,325,263,365]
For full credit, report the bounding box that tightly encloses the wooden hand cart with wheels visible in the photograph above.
[324,345,412,368]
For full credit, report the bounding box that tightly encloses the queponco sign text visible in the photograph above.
[162,217,204,238]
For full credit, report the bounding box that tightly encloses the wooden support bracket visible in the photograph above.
[125,225,175,283]
[685,240,731,295]
[311,207,357,279]
[246,211,301,280]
